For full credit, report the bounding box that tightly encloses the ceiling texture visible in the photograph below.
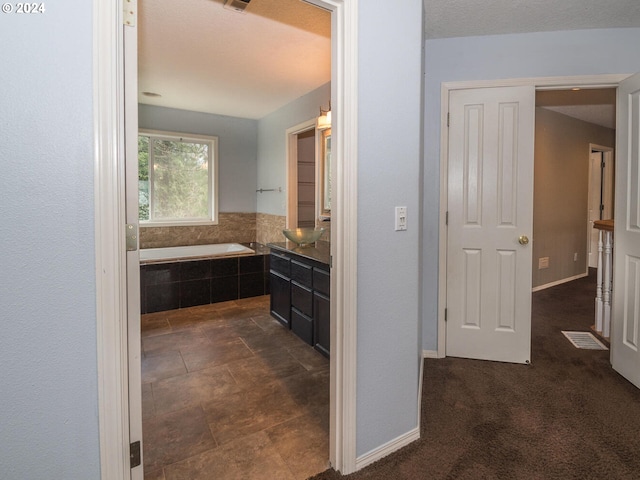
[138,0,640,121]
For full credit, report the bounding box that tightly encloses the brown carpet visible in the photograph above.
[310,271,640,479]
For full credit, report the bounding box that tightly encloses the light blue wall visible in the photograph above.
[257,83,330,216]
[0,1,100,479]
[356,0,423,457]
[421,28,640,351]
[139,105,259,213]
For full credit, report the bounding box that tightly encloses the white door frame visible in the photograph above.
[438,74,628,358]
[285,118,317,229]
[587,144,615,270]
[93,0,360,478]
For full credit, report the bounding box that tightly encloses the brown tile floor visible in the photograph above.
[141,295,330,480]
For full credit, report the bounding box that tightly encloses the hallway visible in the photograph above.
[312,270,640,480]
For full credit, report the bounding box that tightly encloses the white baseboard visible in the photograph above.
[423,349,439,358]
[355,426,420,471]
[532,272,588,292]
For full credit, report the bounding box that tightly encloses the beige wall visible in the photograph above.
[533,107,615,288]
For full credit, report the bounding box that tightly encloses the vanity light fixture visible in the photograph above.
[223,0,251,13]
[317,102,331,130]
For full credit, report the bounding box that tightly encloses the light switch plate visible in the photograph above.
[395,206,407,231]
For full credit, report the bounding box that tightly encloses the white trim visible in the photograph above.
[303,0,359,474]
[355,427,421,471]
[442,74,628,91]
[587,144,615,270]
[124,11,144,479]
[139,129,219,225]
[416,355,425,433]
[438,74,628,357]
[531,272,588,292]
[423,349,440,358]
[94,1,130,479]
[437,84,449,360]
[285,118,316,229]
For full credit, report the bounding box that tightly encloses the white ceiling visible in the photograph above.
[424,0,640,39]
[138,0,640,119]
[536,88,617,130]
[138,0,331,119]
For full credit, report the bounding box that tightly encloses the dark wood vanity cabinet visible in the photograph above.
[312,267,330,356]
[269,251,291,327]
[269,246,330,357]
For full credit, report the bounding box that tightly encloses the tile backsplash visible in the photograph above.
[256,213,286,245]
[140,212,257,249]
[139,212,325,249]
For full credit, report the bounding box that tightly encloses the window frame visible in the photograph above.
[138,128,219,227]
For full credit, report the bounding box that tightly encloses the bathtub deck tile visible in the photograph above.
[180,259,211,281]
[180,279,211,308]
[239,272,266,299]
[239,255,265,274]
[210,257,239,278]
[147,282,180,313]
[211,276,239,303]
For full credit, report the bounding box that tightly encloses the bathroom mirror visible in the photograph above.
[320,128,332,215]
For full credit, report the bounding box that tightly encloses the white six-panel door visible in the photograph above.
[446,86,535,364]
[611,72,640,388]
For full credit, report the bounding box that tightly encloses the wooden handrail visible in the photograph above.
[594,219,614,231]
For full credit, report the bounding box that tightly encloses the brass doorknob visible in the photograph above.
[518,235,529,245]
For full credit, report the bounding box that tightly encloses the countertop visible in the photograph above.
[267,240,331,266]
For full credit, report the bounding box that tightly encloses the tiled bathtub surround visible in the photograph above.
[141,252,270,314]
[140,213,257,249]
[256,212,330,244]
[140,212,326,249]
[256,213,287,245]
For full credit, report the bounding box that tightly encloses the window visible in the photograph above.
[138,130,218,225]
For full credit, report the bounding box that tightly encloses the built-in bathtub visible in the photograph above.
[139,242,255,264]
[139,243,270,314]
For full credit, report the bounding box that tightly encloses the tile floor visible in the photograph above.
[140,295,330,480]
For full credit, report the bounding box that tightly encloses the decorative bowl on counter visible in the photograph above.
[282,228,325,246]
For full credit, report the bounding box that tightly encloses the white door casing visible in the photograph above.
[588,146,615,269]
[611,72,640,389]
[446,86,534,364]
[124,13,144,480]
[285,119,316,229]
[588,151,604,268]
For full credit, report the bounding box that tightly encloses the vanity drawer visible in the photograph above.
[290,259,313,288]
[291,308,313,345]
[270,252,290,277]
[313,267,330,297]
[291,281,313,317]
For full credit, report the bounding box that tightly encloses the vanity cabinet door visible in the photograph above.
[291,259,313,288]
[291,308,314,345]
[270,271,290,328]
[313,267,330,296]
[291,281,313,317]
[314,291,330,357]
[270,252,290,277]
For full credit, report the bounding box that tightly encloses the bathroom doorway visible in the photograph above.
[132,0,348,476]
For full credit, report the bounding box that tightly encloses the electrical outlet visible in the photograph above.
[574,252,578,262]
[538,257,549,269]
[395,206,407,231]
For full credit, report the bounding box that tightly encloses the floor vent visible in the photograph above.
[562,331,608,350]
